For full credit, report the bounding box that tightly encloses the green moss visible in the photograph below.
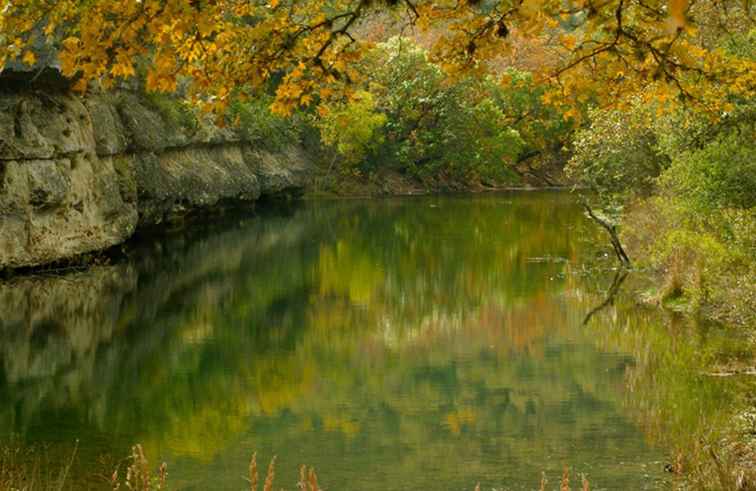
[112,155,137,203]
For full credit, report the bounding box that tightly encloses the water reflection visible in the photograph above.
[0,192,738,490]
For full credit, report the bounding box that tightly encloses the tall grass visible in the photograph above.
[2,440,601,490]
[0,440,77,491]
[109,448,593,491]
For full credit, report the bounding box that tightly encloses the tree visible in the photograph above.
[317,90,387,167]
[1,0,753,116]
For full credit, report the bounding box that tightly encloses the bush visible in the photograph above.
[143,91,199,133]
[660,124,756,212]
[566,99,668,209]
[316,91,387,169]
[371,41,525,183]
[624,194,756,326]
[229,95,304,152]
[569,88,755,325]
[316,39,526,186]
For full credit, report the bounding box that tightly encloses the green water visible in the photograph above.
[0,192,742,490]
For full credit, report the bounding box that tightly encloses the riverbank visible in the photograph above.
[303,151,567,199]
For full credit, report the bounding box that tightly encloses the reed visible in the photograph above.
[538,471,547,491]
[249,452,258,491]
[2,440,604,491]
[262,455,276,491]
[0,440,77,491]
[111,444,168,491]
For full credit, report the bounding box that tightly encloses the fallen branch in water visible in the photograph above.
[582,202,631,267]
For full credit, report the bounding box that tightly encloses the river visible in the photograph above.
[0,191,745,490]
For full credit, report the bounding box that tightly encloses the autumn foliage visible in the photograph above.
[0,0,753,118]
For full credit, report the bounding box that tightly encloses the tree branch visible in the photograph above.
[582,201,631,267]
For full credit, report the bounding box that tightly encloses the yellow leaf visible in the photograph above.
[21,50,36,66]
[561,35,576,50]
[668,0,688,28]
[72,78,88,93]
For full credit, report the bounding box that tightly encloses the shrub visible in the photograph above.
[570,90,755,325]
[316,91,387,169]
[566,99,668,210]
[143,92,199,133]
[229,95,304,152]
[317,39,526,186]
[660,127,756,213]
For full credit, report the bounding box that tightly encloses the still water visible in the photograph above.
[0,192,740,489]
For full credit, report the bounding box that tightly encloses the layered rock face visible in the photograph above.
[0,91,313,269]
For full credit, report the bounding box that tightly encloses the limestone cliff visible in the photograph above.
[0,90,313,269]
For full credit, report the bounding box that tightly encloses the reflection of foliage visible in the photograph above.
[583,291,756,489]
[1,193,750,489]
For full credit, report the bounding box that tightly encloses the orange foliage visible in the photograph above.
[1,0,752,116]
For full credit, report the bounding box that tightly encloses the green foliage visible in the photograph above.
[143,91,199,133]
[317,91,387,168]
[368,40,525,183]
[493,69,574,160]
[649,114,755,324]
[315,39,527,186]
[572,95,756,325]
[626,195,756,326]
[660,121,756,213]
[721,27,756,60]
[566,70,756,325]
[229,95,304,152]
[566,100,668,212]
[463,98,525,182]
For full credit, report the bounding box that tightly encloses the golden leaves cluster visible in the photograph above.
[1,0,753,116]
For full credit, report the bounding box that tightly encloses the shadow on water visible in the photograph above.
[0,191,749,490]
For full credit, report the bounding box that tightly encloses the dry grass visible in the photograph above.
[110,444,167,491]
[0,441,601,491]
[674,418,756,491]
[0,440,77,491]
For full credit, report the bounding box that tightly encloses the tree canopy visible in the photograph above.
[1,0,754,115]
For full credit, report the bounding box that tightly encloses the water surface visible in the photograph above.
[0,192,739,489]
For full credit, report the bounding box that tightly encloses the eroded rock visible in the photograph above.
[0,89,313,270]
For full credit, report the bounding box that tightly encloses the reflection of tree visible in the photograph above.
[578,277,750,479]
[582,269,629,326]
[5,192,739,489]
